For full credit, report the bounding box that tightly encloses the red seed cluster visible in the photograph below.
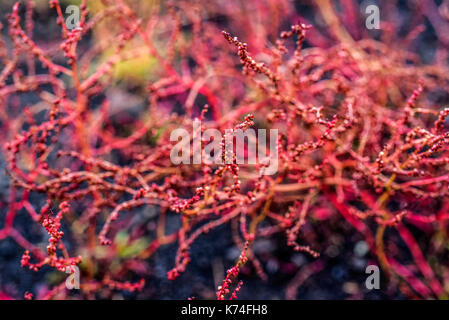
[217,241,249,300]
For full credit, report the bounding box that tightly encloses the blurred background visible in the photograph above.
[0,0,448,299]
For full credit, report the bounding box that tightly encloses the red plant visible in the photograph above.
[0,0,449,300]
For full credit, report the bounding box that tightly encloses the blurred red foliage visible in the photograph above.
[0,0,449,299]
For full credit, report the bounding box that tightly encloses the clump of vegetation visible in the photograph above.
[0,0,449,299]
